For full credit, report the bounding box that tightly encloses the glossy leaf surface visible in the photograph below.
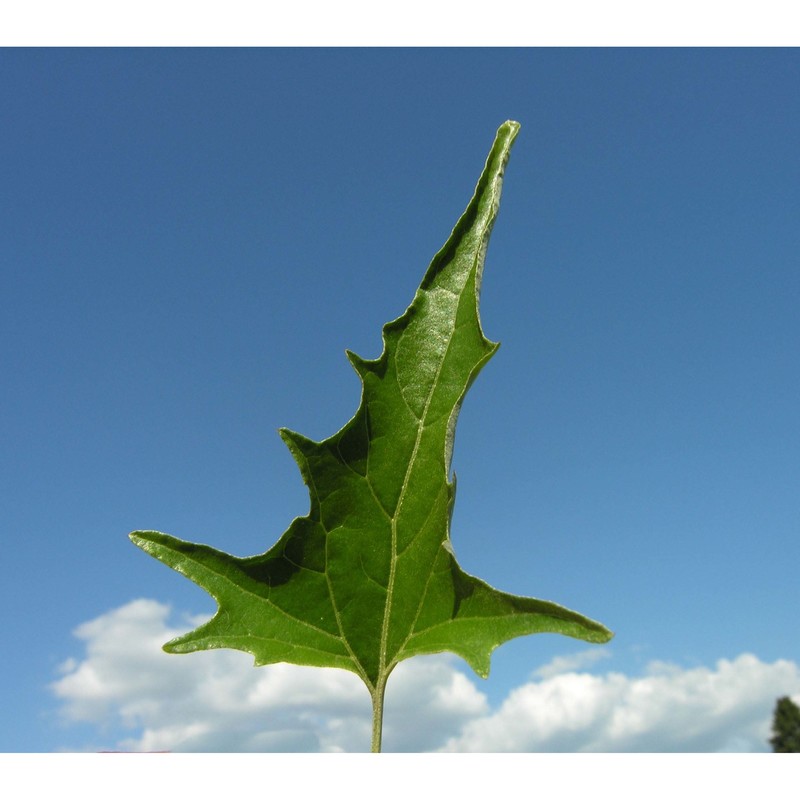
[131,120,611,708]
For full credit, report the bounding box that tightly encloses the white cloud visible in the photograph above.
[51,599,484,752]
[52,600,800,752]
[442,654,800,752]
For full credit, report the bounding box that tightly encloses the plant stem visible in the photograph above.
[371,675,388,752]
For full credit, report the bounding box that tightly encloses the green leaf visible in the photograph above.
[130,120,612,751]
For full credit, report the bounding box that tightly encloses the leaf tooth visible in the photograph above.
[278,426,319,450]
[279,427,322,477]
[345,349,377,378]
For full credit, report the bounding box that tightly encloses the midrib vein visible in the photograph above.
[377,277,467,680]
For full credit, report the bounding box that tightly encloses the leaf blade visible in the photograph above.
[130,120,612,700]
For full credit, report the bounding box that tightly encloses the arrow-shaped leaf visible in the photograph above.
[131,120,612,751]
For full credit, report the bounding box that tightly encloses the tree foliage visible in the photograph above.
[770,695,800,753]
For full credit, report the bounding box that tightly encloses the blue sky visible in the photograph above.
[3,48,800,752]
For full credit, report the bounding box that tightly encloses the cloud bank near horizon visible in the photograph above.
[51,599,800,752]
